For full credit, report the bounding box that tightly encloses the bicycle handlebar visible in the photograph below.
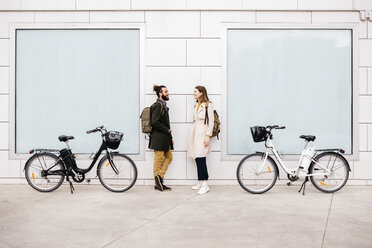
[86,125,104,134]
[264,125,286,147]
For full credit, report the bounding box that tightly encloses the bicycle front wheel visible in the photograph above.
[97,153,138,192]
[236,153,278,194]
[309,152,349,193]
[25,152,65,192]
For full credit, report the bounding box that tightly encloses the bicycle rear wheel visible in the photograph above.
[309,152,349,193]
[236,153,278,194]
[25,152,65,192]
[97,153,137,192]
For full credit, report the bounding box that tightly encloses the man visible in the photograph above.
[149,85,174,191]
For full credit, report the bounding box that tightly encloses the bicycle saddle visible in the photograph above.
[299,135,316,142]
[58,135,74,142]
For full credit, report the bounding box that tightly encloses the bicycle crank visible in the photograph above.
[287,174,299,182]
[72,173,85,183]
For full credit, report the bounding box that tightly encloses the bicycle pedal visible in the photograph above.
[86,179,91,184]
[287,182,291,186]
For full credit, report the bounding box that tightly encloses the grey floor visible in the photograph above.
[0,184,371,248]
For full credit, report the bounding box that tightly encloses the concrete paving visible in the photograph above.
[0,184,371,248]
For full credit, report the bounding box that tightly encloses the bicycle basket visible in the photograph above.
[105,131,123,150]
[250,126,267,142]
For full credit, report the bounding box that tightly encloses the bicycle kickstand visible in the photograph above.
[66,176,75,194]
[298,177,309,196]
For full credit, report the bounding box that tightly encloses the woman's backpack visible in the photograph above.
[205,101,221,139]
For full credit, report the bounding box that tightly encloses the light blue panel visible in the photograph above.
[16,29,140,154]
[227,29,352,155]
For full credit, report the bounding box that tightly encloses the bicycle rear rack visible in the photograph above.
[29,149,59,154]
[315,149,345,154]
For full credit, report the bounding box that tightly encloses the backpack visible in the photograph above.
[204,101,221,139]
[140,101,164,134]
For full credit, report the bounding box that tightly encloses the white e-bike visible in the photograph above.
[236,125,350,195]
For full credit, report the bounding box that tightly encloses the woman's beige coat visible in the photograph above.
[187,101,215,159]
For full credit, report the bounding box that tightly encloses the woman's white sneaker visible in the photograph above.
[197,182,209,195]
[192,182,202,190]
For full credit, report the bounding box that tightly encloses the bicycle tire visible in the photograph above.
[97,153,137,193]
[309,152,349,193]
[236,153,278,194]
[25,152,65,192]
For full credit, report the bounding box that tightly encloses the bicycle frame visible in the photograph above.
[257,138,333,177]
[40,137,117,177]
[75,141,109,174]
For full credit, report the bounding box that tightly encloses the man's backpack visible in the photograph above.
[205,101,221,139]
[140,101,164,134]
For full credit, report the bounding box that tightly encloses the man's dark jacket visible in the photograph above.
[149,99,174,151]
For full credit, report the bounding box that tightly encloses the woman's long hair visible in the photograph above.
[195,86,210,103]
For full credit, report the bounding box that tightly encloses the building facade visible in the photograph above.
[0,0,372,185]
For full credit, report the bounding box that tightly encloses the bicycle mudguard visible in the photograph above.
[315,148,345,154]
[254,152,280,179]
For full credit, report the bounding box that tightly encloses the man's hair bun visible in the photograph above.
[153,85,161,92]
[153,84,166,97]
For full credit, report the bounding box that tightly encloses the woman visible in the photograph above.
[187,86,215,195]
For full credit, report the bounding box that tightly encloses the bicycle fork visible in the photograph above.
[108,152,119,175]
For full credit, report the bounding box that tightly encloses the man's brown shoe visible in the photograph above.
[154,185,163,191]
[155,175,163,191]
[162,185,172,191]
[159,175,172,191]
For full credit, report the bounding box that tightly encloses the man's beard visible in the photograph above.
[162,95,169,101]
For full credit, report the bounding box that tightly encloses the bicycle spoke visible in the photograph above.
[29,164,43,171]
[331,164,344,171]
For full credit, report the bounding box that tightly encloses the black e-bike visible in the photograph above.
[24,126,138,193]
